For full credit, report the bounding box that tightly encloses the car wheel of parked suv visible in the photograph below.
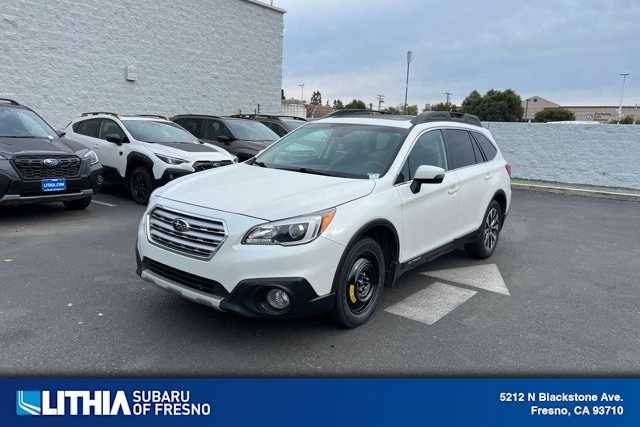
[465,199,503,259]
[129,166,153,205]
[332,238,385,328]
[63,197,92,210]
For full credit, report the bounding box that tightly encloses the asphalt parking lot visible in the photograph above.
[1,187,639,376]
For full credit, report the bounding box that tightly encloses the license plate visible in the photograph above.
[42,178,66,192]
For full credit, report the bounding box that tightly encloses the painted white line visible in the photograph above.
[91,200,118,207]
[385,282,477,325]
[422,263,510,295]
[512,182,640,198]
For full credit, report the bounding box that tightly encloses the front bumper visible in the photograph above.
[0,189,93,206]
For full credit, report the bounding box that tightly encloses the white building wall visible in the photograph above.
[0,0,284,127]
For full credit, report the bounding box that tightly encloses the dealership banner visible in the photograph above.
[1,378,637,426]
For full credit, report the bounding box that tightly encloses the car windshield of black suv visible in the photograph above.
[122,119,197,144]
[279,118,306,131]
[0,108,56,139]
[254,123,409,179]
[226,119,279,141]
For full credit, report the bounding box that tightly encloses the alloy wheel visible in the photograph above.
[483,207,500,250]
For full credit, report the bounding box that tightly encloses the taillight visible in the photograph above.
[505,164,512,177]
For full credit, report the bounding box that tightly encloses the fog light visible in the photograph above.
[266,288,290,310]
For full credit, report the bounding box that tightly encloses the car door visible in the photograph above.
[396,129,461,261]
[442,128,487,236]
[97,119,129,177]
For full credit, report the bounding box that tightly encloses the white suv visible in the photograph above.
[135,111,511,327]
[66,113,236,204]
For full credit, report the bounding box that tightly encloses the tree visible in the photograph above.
[461,89,523,121]
[534,108,575,123]
[310,90,322,105]
[332,99,344,110]
[405,105,418,115]
[344,99,367,110]
[384,106,401,114]
[636,117,640,125]
[619,115,635,124]
[431,102,457,112]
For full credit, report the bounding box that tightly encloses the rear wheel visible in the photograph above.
[332,238,385,328]
[63,196,92,210]
[465,200,503,259]
[128,166,154,205]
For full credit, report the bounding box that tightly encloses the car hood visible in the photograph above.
[151,142,233,160]
[156,163,375,220]
[0,136,82,158]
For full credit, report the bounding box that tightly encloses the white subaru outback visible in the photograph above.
[135,111,511,327]
[66,113,236,204]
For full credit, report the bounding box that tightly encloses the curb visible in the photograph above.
[512,180,640,202]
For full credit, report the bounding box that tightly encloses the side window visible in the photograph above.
[73,119,100,138]
[262,121,286,136]
[398,130,448,182]
[472,131,498,161]
[443,129,477,169]
[98,119,126,140]
[175,118,202,138]
[204,120,233,140]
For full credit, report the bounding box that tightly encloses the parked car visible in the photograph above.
[0,99,102,209]
[230,114,307,137]
[136,110,511,327]
[172,115,279,161]
[65,113,236,204]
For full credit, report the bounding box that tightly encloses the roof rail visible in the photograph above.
[0,98,20,105]
[171,114,220,119]
[81,111,118,117]
[411,111,482,127]
[324,109,392,118]
[231,114,308,121]
[133,114,170,120]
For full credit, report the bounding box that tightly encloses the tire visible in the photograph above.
[331,237,385,328]
[63,196,92,210]
[128,166,154,205]
[465,199,503,259]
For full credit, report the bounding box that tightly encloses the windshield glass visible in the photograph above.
[254,123,409,179]
[279,118,306,131]
[122,120,197,143]
[225,119,279,141]
[0,107,56,138]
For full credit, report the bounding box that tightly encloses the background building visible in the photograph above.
[0,0,284,127]
[523,96,639,122]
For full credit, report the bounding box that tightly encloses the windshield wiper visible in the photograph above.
[277,166,336,177]
[252,160,269,168]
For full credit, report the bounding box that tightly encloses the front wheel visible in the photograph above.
[128,166,154,205]
[465,200,503,259]
[332,238,385,328]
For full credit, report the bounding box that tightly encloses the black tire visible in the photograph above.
[128,166,154,205]
[331,237,385,328]
[63,196,92,210]
[465,199,503,259]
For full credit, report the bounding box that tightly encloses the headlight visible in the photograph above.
[155,153,188,165]
[77,149,100,165]
[242,208,336,246]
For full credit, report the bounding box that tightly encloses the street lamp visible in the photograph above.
[618,73,630,123]
[298,83,305,103]
[404,50,412,113]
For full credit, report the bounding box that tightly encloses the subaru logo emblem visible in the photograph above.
[172,218,189,233]
[43,158,59,167]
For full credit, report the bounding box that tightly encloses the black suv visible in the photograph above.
[172,115,279,161]
[0,99,102,209]
[230,114,307,137]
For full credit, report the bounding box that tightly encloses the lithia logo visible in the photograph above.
[16,389,212,416]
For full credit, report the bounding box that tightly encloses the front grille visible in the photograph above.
[193,160,233,172]
[13,155,81,180]
[144,258,229,298]
[147,206,227,260]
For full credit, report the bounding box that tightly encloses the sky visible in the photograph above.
[275,0,640,108]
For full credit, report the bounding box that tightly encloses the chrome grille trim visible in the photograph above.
[146,205,228,260]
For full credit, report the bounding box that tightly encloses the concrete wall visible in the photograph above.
[0,0,284,127]
[485,122,640,190]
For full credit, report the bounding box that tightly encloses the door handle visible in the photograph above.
[448,185,459,195]
[484,173,493,180]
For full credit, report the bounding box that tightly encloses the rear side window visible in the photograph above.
[73,119,100,138]
[174,118,203,138]
[472,131,498,160]
[443,129,477,170]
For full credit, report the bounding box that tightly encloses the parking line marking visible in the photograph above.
[385,282,477,325]
[91,200,118,207]
[422,264,510,295]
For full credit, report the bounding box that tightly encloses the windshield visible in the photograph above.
[254,123,409,179]
[226,119,279,141]
[0,107,57,138]
[279,118,306,131]
[122,120,197,143]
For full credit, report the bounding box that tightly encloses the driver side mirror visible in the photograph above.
[56,129,66,138]
[410,165,445,194]
[217,135,234,144]
[105,134,126,145]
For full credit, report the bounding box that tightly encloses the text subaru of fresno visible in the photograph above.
[136,111,511,328]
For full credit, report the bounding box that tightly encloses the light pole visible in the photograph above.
[377,94,385,111]
[618,73,630,123]
[444,91,452,107]
[403,51,412,113]
[298,83,305,103]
